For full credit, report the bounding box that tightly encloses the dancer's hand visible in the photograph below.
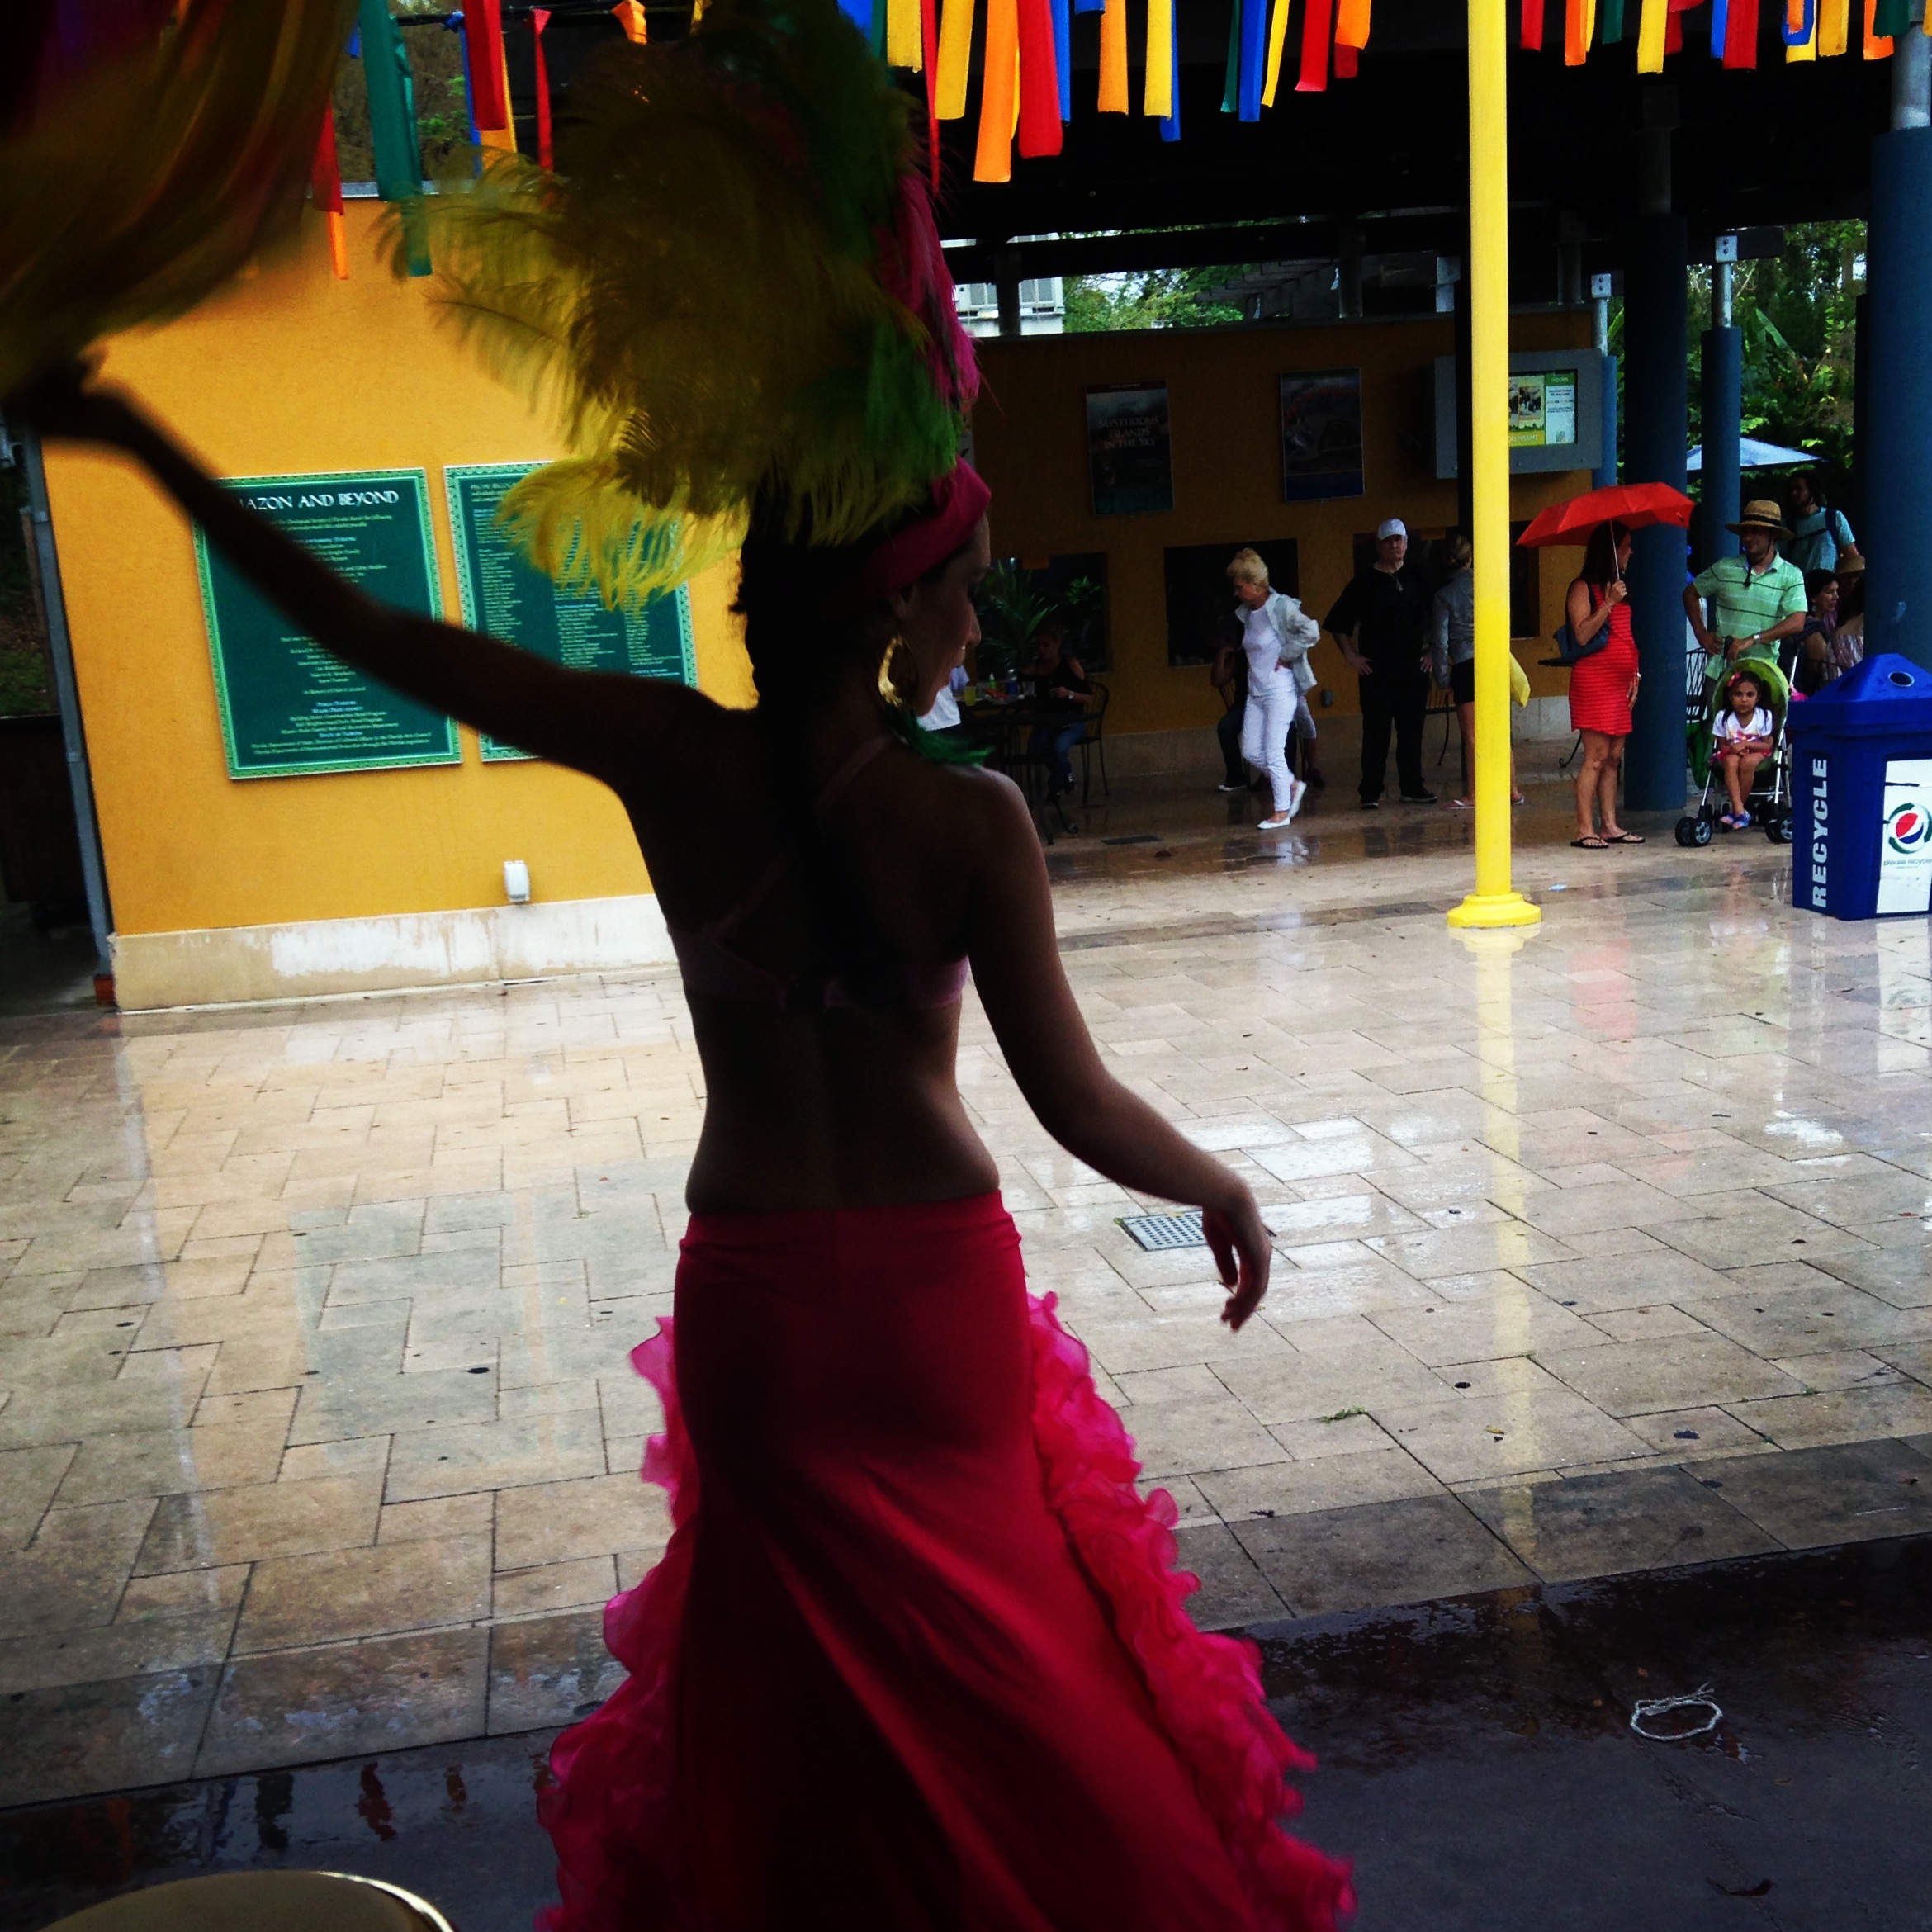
[1204,1190,1271,1332]
[5,358,140,450]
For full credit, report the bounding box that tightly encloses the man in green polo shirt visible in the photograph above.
[1683,499,1808,678]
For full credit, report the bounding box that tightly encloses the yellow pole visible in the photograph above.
[1447,0,1540,931]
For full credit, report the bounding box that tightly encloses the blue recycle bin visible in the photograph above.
[1788,653,1932,920]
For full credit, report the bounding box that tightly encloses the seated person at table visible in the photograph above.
[1712,669,1776,831]
[1021,620,1093,798]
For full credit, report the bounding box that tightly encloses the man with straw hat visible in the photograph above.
[1683,500,1809,677]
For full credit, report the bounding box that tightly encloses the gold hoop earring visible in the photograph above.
[878,634,912,709]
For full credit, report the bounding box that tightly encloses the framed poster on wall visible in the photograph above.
[1278,368,1364,501]
[192,470,460,780]
[1086,384,1174,516]
[443,463,696,761]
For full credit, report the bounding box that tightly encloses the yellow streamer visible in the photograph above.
[936,0,974,115]
[1636,0,1668,68]
[1334,0,1372,47]
[1819,0,1850,51]
[975,0,1017,179]
[888,0,923,68]
[1144,0,1172,116]
[1098,0,1129,111]
[1262,0,1293,105]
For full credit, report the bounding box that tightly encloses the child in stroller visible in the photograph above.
[1675,657,1795,846]
[1712,668,1777,830]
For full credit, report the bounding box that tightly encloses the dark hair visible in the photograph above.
[1725,668,1762,713]
[732,489,969,713]
[1805,569,1839,601]
[1580,520,1631,589]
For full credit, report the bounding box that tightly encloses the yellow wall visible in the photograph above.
[44,200,751,941]
[970,311,1596,739]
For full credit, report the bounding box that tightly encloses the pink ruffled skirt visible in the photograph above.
[537,1193,1352,1932]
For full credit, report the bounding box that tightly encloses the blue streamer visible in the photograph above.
[1074,0,1104,16]
[1238,0,1266,121]
[838,0,873,31]
[1162,0,1181,140]
[1781,0,1816,41]
[1054,0,1072,117]
[445,12,481,152]
[1709,0,1729,54]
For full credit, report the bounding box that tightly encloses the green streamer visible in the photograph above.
[1599,0,1626,39]
[1222,0,1240,112]
[358,0,428,274]
[1874,0,1912,35]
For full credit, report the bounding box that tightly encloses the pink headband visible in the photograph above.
[823,462,991,618]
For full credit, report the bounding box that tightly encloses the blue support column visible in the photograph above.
[1593,353,1618,490]
[1622,215,1689,812]
[1699,324,1742,571]
[1863,125,1932,669]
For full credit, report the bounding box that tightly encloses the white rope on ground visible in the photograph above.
[1630,1683,1723,1741]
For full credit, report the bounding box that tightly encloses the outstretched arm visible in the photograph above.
[11,368,700,784]
[964,777,1272,1329]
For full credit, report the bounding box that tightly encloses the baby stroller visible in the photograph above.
[1674,654,1796,846]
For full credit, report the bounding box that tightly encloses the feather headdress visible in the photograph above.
[413,0,979,607]
[0,0,358,399]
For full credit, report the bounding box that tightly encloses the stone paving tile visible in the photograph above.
[10,788,1932,1792]
[1460,1467,1779,1582]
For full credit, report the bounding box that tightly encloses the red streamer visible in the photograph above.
[309,97,343,214]
[1334,39,1360,73]
[921,0,940,185]
[462,0,509,130]
[1298,0,1334,89]
[1521,0,1546,45]
[1016,0,1062,156]
[532,7,553,168]
[1723,0,1759,63]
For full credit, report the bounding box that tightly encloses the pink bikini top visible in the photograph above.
[665,736,971,1016]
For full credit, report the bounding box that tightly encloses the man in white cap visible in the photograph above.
[1322,518,1436,807]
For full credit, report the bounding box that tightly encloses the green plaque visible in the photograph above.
[443,462,696,762]
[193,470,460,780]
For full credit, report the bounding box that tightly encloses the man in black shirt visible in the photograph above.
[1322,518,1437,808]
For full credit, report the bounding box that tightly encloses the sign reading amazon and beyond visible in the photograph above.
[193,471,459,780]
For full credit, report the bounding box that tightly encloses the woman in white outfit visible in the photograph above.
[1227,548,1320,829]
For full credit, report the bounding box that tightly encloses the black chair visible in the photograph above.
[1075,680,1111,804]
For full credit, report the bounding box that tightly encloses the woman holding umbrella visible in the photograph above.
[1518,483,1692,851]
[1564,522,1644,849]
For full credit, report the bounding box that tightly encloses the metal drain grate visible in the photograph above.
[1101,834,1159,845]
[1118,1209,1206,1251]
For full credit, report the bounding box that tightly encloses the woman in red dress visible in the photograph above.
[1566,520,1646,850]
[7,7,1353,1925]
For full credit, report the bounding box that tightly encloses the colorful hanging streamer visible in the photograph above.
[1238,0,1267,115]
[1819,0,1849,53]
[1335,38,1359,71]
[975,0,1017,176]
[1098,0,1128,110]
[1161,0,1181,135]
[1016,0,1061,150]
[1636,0,1668,67]
[1873,0,1910,33]
[1599,0,1625,40]
[358,0,423,205]
[462,0,508,128]
[310,98,348,279]
[1782,0,1815,41]
[532,7,553,167]
[936,0,973,112]
[888,0,921,67]
[1145,0,1174,116]
[1522,0,1546,47]
[921,0,940,173]
[1722,0,1758,65]
[611,0,647,43]
[1335,0,1372,46]
[1864,0,1895,54]
[1565,0,1598,64]
[1299,0,1334,88]
[1051,0,1072,116]
[1262,0,1293,102]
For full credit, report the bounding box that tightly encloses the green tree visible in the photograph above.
[1063,266,1249,333]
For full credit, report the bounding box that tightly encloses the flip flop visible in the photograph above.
[1604,831,1646,844]
[1570,836,1609,849]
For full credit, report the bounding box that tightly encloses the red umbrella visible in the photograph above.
[1515,482,1694,547]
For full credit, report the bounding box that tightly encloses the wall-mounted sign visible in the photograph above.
[1278,368,1365,501]
[193,470,459,780]
[1086,384,1174,516]
[1508,369,1578,450]
[443,463,696,761]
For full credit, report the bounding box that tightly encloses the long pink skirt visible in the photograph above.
[536,1192,1352,1931]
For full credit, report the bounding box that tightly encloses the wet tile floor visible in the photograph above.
[6,1532,1925,1930]
[4,766,1932,1809]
